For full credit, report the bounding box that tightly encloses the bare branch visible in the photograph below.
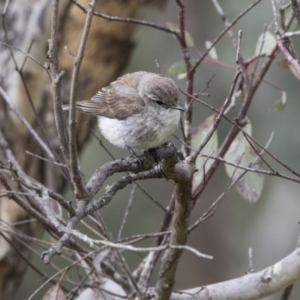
[155,160,195,299]
[0,86,55,160]
[188,70,242,163]
[211,0,237,49]
[169,247,300,300]
[191,0,263,74]
[67,0,97,199]
[117,184,136,240]
[69,0,178,36]
[174,0,194,156]
[49,0,69,162]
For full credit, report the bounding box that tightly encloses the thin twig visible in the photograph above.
[118,231,170,244]
[0,86,55,160]
[242,132,275,172]
[189,152,246,232]
[277,38,300,78]
[183,90,300,179]
[211,0,237,48]
[67,0,97,199]
[175,0,194,156]
[248,248,254,273]
[47,225,213,258]
[85,169,162,216]
[114,249,144,298]
[191,0,262,74]
[291,0,300,27]
[117,184,136,240]
[49,0,69,163]
[0,231,70,294]
[28,252,96,300]
[200,154,300,183]
[26,150,67,167]
[69,0,178,36]
[189,70,241,163]
[192,41,279,201]
[0,41,50,75]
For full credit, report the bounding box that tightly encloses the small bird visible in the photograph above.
[64,71,184,150]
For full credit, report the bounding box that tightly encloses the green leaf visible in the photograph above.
[185,31,194,47]
[166,22,194,47]
[168,59,198,79]
[168,58,198,75]
[224,122,264,203]
[192,115,219,190]
[272,91,286,111]
[205,41,218,60]
[255,31,277,56]
[288,19,298,32]
[168,61,186,75]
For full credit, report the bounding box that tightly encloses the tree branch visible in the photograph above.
[170,247,300,300]
[67,0,97,199]
[49,0,69,163]
[155,159,195,299]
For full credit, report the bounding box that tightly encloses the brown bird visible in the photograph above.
[64,71,184,150]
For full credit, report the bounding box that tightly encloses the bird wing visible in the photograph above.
[112,71,148,89]
[75,83,145,120]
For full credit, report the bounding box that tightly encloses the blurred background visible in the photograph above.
[16,1,300,299]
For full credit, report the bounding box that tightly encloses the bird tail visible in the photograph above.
[62,104,70,111]
[62,101,104,117]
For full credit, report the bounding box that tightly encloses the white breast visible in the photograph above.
[98,107,180,150]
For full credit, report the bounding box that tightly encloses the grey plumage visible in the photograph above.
[63,71,184,149]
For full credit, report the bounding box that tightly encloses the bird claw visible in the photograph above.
[126,146,144,168]
[144,147,159,164]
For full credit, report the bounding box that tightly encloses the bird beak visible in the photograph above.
[171,103,185,112]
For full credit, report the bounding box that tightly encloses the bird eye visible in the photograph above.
[156,101,163,105]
